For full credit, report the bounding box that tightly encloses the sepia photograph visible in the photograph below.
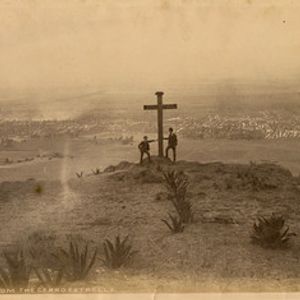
[1,0,300,296]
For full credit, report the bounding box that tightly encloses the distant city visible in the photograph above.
[1,106,300,147]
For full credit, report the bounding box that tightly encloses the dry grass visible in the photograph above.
[0,158,300,291]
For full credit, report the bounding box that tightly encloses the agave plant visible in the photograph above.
[170,196,193,224]
[162,170,189,199]
[102,235,137,269]
[0,250,31,289]
[162,170,193,223]
[53,241,97,282]
[75,172,84,178]
[91,168,100,175]
[161,214,184,233]
[251,214,296,249]
[34,268,64,288]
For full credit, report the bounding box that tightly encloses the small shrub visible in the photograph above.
[34,184,43,194]
[161,214,184,233]
[34,268,64,288]
[237,164,278,191]
[75,172,84,178]
[156,164,163,173]
[91,168,100,175]
[5,158,13,164]
[102,235,137,269]
[251,214,296,249]
[155,192,168,201]
[53,241,97,282]
[52,152,64,158]
[0,250,31,289]
[137,169,162,184]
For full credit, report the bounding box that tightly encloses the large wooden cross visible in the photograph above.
[144,91,177,157]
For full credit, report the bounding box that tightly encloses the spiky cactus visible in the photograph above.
[162,170,193,223]
[53,241,97,281]
[102,235,137,269]
[161,214,184,233]
[251,214,296,249]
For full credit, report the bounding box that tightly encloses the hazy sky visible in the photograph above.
[1,0,300,95]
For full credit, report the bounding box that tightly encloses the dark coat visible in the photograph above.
[138,140,154,152]
[168,133,178,147]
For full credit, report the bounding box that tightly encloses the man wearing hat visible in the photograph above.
[165,127,178,162]
[138,136,156,164]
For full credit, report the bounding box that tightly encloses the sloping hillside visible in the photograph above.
[1,158,300,292]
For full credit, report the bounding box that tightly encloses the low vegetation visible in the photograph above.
[27,230,58,270]
[34,183,43,194]
[0,232,139,289]
[1,158,299,291]
[235,162,279,191]
[75,171,84,178]
[102,235,137,269]
[161,213,184,233]
[33,268,64,288]
[162,170,193,223]
[163,169,189,199]
[91,168,101,175]
[0,250,31,289]
[251,214,296,249]
[53,241,97,282]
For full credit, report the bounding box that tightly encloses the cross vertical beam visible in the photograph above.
[156,91,164,157]
[144,91,178,157]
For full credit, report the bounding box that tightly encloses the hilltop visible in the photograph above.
[1,157,300,292]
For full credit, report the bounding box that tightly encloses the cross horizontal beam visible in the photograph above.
[144,104,177,110]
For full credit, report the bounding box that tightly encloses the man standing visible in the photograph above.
[138,136,156,164]
[165,127,178,162]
